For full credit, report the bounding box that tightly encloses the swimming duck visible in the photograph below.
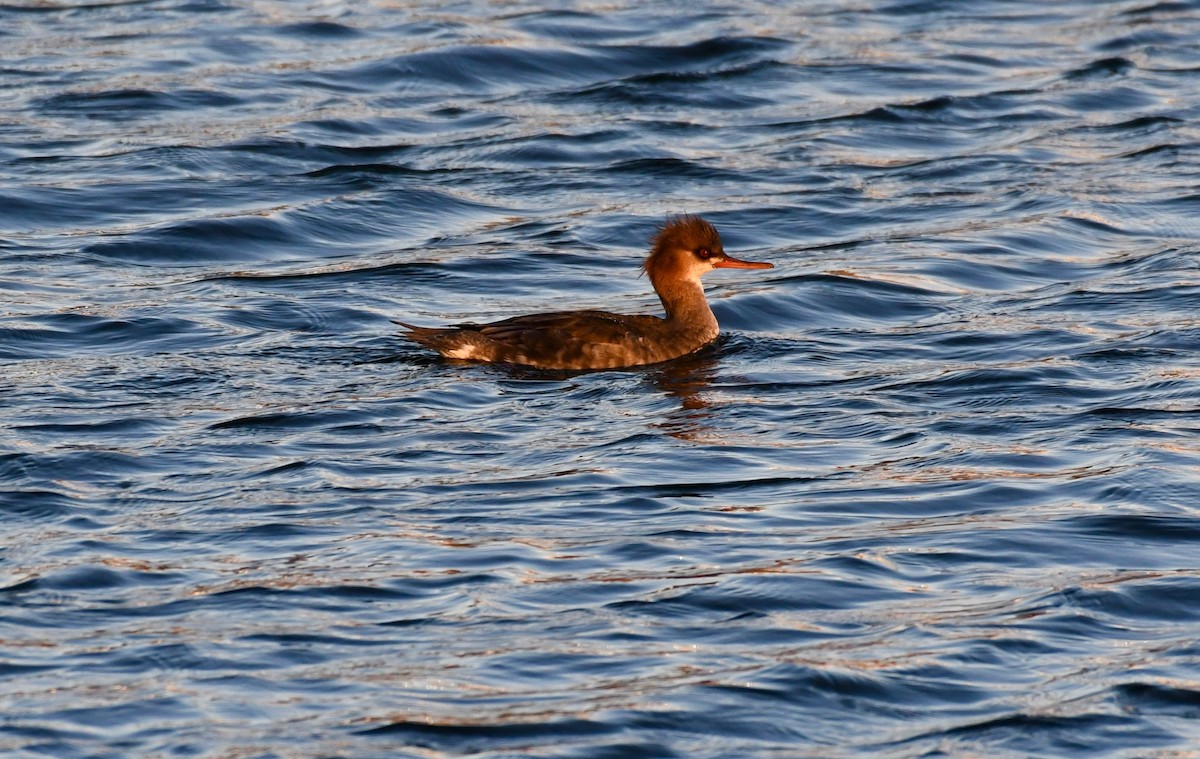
[399,215,772,371]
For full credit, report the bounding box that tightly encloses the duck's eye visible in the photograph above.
[697,248,712,259]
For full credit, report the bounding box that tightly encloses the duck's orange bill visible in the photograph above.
[714,255,773,269]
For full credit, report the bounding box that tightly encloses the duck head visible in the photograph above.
[643,215,773,290]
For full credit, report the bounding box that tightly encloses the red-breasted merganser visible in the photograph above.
[399,215,772,371]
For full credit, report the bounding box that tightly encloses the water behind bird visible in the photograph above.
[3,0,1200,756]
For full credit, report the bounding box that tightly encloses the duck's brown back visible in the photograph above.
[404,309,716,370]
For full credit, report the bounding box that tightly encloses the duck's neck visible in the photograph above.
[655,277,718,335]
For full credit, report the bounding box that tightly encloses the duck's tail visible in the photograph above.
[394,320,485,361]
[394,319,446,349]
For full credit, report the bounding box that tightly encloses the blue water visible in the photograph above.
[4,1,1200,756]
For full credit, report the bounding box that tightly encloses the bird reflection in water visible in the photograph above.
[645,342,723,442]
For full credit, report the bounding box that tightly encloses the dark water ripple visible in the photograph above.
[4,0,1200,756]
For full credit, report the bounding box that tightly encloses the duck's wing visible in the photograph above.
[400,310,674,369]
[467,310,659,344]
[467,310,666,369]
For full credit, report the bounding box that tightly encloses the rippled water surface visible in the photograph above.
[5,1,1200,756]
